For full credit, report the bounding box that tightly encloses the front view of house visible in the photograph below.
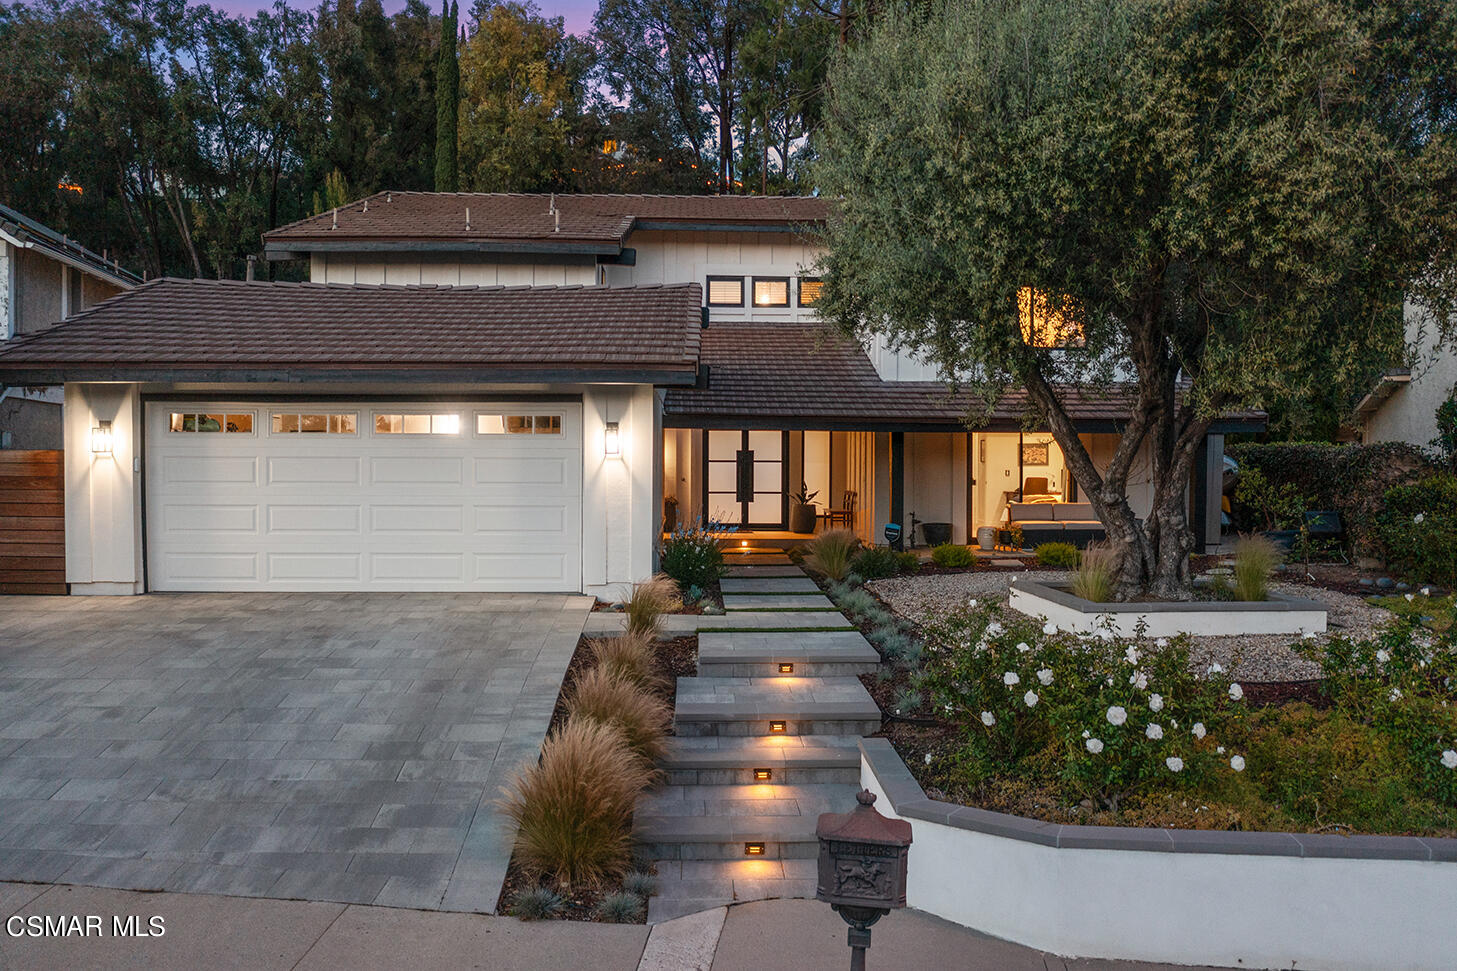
[0,193,1258,597]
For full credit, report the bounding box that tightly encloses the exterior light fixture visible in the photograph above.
[740,540,749,548]
[744,842,766,856]
[778,663,794,675]
[753,768,772,782]
[768,720,787,734]
[91,420,114,455]
[604,421,620,457]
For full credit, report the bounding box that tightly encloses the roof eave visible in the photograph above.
[262,238,623,260]
[0,364,700,387]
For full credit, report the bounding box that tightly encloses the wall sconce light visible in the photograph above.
[604,421,620,457]
[744,842,766,856]
[753,768,772,782]
[777,663,794,675]
[768,720,787,734]
[91,419,114,455]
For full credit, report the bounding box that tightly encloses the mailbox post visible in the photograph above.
[815,789,913,971]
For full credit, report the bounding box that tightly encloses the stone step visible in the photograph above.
[720,577,822,595]
[634,811,825,860]
[696,631,880,679]
[720,551,793,564]
[673,676,882,737]
[660,736,862,785]
[644,859,819,923]
[582,609,854,638]
[721,594,835,611]
[640,781,859,818]
[723,565,806,579]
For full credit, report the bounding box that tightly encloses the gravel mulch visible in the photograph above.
[866,573,1396,683]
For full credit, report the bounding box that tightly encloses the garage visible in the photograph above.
[144,400,583,592]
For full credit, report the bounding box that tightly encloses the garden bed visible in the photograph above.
[1007,578,1328,638]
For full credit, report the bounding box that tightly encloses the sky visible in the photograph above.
[207,0,599,34]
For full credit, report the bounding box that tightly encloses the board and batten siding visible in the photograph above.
[310,253,598,287]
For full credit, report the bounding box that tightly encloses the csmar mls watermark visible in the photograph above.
[7,915,165,938]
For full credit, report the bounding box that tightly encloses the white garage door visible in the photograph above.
[144,401,583,592]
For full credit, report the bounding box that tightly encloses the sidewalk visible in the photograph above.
[0,882,1225,971]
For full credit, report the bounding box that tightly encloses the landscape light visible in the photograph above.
[778,663,794,674]
[745,842,766,856]
[753,768,772,781]
[769,720,787,734]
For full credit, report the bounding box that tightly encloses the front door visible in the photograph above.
[705,429,786,528]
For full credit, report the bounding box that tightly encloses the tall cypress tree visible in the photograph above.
[433,1,459,192]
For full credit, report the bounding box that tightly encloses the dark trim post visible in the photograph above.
[890,432,905,550]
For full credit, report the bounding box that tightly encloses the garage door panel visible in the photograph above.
[148,401,581,592]
[267,505,362,534]
[267,455,360,485]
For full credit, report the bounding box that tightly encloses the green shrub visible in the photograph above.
[499,720,648,889]
[835,588,879,619]
[660,523,726,590]
[1232,534,1282,602]
[890,687,924,715]
[897,551,921,573]
[1376,474,1457,586]
[621,870,657,898]
[1034,542,1080,568]
[851,545,905,580]
[805,530,858,581]
[566,667,671,764]
[1070,543,1115,603]
[509,886,565,920]
[931,543,975,568]
[594,891,645,923]
[623,574,682,638]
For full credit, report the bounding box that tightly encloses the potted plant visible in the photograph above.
[789,482,819,534]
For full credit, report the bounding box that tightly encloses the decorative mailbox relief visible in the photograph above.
[816,790,913,969]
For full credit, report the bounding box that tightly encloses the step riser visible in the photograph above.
[637,841,819,861]
[674,718,882,737]
[663,766,860,786]
[696,661,879,678]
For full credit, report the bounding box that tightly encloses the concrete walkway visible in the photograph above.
[0,593,591,913]
[0,883,1226,970]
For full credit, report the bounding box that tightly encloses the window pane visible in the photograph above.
[799,278,824,305]
[273,413,298,433]
[707,429,740,456]
[432,414,460,435]
[170,413,187,433]
[331,414,357,434]
[707,277,743,306]
[400,414,429,434]
[477,414,506,434]
[300,414,328,433]
[506,415,533,434]
[747,430,781,455]
[226,414,253,433]
[534,415,561,434]
[198,414,225,433]
[707,496,741,524]
[376,414,401,434]
[748,493,782,523]
[708,462,737,492]
[753,461,782,492]
[753,278,789,307]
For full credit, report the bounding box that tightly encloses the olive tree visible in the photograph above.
[811,0,1457,599]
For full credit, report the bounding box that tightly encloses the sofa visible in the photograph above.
[1007,501,1106,548]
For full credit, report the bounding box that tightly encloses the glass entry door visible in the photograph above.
[705,429,787,527]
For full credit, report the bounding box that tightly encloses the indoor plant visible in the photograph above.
[790,482,820,534]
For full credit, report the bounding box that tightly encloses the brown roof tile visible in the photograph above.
[0,278,703,384]
[264,192,829,249]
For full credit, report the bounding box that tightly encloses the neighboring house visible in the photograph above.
[0,204,141,448]
[1354,301,1454,447]
[0,192,1259,596]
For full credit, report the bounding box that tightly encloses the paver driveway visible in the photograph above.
[0,593,590,911]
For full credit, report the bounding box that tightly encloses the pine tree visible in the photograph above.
[434,1,459,192]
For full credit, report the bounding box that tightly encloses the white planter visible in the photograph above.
[1007,579,1326,638]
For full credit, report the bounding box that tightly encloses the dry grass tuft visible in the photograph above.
[498,719,649,890]
[1071,542,1116,603]
[566,666,671,764]
[805,529,859,581]
[623,574,683,637]
[1233,533,1282,602]
[589,633,665,694]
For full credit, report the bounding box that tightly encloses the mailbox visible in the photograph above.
[816,789,912,969]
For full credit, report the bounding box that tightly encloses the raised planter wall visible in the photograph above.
[860,738,1456,971]
[1008,578,1327,638]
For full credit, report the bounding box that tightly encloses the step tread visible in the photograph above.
[674,676,880,721]
[719,578,822,594]
[697,630,878,664]
[660,736,862,768]
[633,813,826,841]
[639,783,859,819]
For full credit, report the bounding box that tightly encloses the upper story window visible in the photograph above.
[1018,287,1086,348]
[707,276,745,307]
[752,277,790,307]
[272,412,358,434]
[170,412,253,434]
[477,414,563,435]
[374,413,461,435]
[798,278,824,306]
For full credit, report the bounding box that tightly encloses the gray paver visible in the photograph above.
[721,594,835,610]
[719,578,822,595]
[0,592,590,913]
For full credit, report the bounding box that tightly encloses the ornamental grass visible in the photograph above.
[565,666,671,764]
[1232,534,1282,602]
[805,529,858,581]
[499,719,648,890]
[1070,542,1116,603]
[623,573,683,637]
[588,632,665,694]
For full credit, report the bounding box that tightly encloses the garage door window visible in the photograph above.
[477,414,562,435]
[169,412,254,434]
[374,413,461,435]
[271,413,358,435]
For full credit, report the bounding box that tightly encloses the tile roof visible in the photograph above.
[263,192,829,251]
[0,203,142,287]
[0,278,703,385]
[662,322,1265,431]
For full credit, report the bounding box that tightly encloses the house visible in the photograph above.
[0,192,1260,596]
[0,204,141,448]
[1353,301,1454,448]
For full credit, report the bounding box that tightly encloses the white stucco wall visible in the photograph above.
[310,252,598,287]
[64,383,145,594]
[863,754,1457,971]
[1364,301,1457,447]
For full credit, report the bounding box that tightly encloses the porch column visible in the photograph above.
[890,431,905,549]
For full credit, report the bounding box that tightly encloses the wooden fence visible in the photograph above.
[0,450,66,594]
